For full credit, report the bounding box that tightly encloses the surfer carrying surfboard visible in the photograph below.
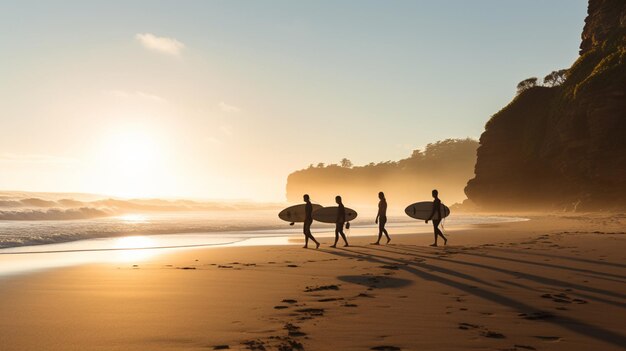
[302,194,321,249]
[425,189,447,246]
[373,191,391,245]
[330,195,349,248]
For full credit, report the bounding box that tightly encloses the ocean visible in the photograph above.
[0,210,526,277]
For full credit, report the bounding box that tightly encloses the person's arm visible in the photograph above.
[339,207,346,223]
[375,205,380,224]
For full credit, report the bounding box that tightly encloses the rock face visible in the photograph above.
[465,0,626,210]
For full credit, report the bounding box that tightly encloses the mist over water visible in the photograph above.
[0,210,282,249]
[0,208,524,250]
[0,189,526,251]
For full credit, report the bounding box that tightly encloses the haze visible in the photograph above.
[0,0,586,201]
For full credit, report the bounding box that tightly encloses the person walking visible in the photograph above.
[302,194,320,249]
[426,189,447,246]
[330,195,349,248]
[373,191,390,245]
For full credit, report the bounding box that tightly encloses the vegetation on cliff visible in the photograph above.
[286,138,478,206]
[466,0,626,210]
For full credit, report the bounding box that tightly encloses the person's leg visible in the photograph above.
[303,222,310,248]
[435,224,447,245]
[432,219,447,246]
[306,221,320,248]
[430,219,441,246]
[381,217,390,243]
[374,221,383,244]
[331,223,340,247]
[339,225,349,246]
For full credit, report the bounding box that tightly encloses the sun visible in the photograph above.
[94,128,171,198]
[105,130,159,170]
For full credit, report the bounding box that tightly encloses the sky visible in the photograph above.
[0,0,588,201]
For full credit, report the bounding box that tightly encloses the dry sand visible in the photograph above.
[0,213,624,351]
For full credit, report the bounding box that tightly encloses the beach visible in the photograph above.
[0,213,624,351]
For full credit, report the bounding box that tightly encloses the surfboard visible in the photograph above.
[278,204,323,223]
[404,201,450,220]
[312,206,358,223]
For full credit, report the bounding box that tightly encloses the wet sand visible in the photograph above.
[0,213,624,350]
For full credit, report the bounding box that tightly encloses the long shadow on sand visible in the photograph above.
[395,243,626,281]
[393,244,626,300]
[488,246,626,269]
[456,250,626,281]
[375,245,626,309]
[318,246,626,348]
[326,245,501,289]
[337,275,413,289]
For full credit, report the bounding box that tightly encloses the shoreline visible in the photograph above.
[0,214,527,277]
[0,213,624,350]
[0,212,525,250]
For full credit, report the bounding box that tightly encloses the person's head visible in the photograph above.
[432,189,439,198]
[303,194,310,202]
[335,195,342,204]
[378,191,385,200]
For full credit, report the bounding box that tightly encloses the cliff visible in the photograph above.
[465,0,626,210]
[286,139,478,206]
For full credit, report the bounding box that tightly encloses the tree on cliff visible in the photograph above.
[467,0,626,210]
[516,77,538,94]
[543,69,569,87]
[285,138,479,205]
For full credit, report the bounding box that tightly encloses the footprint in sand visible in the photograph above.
[242,339,266,350]
[284,323,307,337]
[295,308,324,316]
[518,311,554,320]
[533,336,562,342]
[212,345,229,350]
[318,297,344,302]
[458,323,505,339]
[541,293,588,304]
[458,322,480,330]
[371,346,401,351]
[480,330,505,339]
[304,285,340,292]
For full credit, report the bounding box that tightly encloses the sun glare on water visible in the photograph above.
[112,236,158,262]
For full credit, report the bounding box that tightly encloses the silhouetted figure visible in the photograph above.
[425,189,447,247]
[373,191,390,245]
[302,194,320,249]
[330,195,349,248]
